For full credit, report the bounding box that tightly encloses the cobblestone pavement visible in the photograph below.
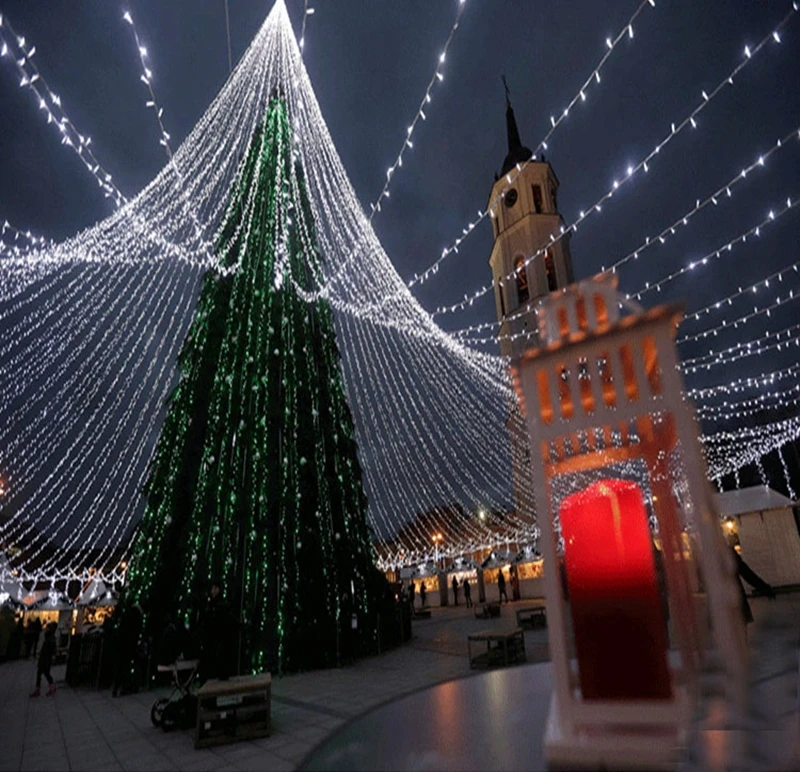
[0,600,549,772]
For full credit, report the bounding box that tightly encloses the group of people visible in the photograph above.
[407,576,475,608]
[5,617,44,661]
[496,568,521,603]
[407,568,527,609]
[450,575,473,607]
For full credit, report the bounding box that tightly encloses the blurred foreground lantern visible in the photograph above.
[511,274,746,769]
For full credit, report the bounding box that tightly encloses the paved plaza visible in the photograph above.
[0,601,550,772]
[2,594,798,772]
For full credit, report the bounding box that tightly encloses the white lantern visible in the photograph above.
[510,274,746,769]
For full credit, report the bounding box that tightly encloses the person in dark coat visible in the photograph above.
[7,618,24,660]
[463,577,472,608]
[408,581,416,609]
[30,622,57,697]
[112,602,143,696]
[199,582,236,681]
[419,582,427,608]
[451,575,459,606]
[497,570,508,603]
[733,548,775,624]
[29,617,42,657]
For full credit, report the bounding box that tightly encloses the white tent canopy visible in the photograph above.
[0,552,27,606]
[713,486,795,518]
[447,556,480,572]
[481,549,515,569]
[29,590,73,611]
[513,544,543,564]
[77,577,118,607]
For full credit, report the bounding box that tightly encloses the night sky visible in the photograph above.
[1,1,800,524]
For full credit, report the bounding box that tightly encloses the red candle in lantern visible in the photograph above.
[559,479,672,700]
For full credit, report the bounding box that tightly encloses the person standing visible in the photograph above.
[30,617,42,657]
[199,581,236,681]
[463,578,472,608]
[30,622,57,697]
[510,568,521,601]
[408,581,416,609]
[112,602,143,697]
[419,581,427,608]
[451,575,459,607]
[497,570,508,603]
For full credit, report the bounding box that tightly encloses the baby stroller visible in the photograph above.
[150,658,199,730]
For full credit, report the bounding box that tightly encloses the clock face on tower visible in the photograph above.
[504,188,518,208]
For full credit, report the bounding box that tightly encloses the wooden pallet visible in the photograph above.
[195,673,271,749]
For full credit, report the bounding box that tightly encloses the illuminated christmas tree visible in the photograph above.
[125,95,382,673]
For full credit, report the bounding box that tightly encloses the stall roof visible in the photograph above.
[29,590,73,611]
[77,578,118,607]
[481,550,516,569]
[513,545,543,564]
[713,486,795,518]
[447,556,480,572]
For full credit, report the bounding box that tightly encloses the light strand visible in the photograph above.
[0,14,127,206]
[409,0,656,288]
[369,0,467,220]
[429,6,797,316]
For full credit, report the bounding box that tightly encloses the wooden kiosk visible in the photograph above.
[510,275,746,769]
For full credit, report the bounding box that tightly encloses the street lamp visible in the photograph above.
[431,533,443,568]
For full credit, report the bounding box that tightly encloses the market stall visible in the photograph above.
[401,562,441,607]
[714,485,800,588]
[445,556,479,606]
[512,545,545,599]
[480,549,516,601]
[66,578,119,687]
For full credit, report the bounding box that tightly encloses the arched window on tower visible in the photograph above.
[515,257,530,304]
[532,184,543,214]
[545,248,557,292]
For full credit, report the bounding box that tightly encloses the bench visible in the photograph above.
[467,628,526,669]
[412,607,432,620]
[474,602,501,619]
[195,673,271,748]
[515,604,547,630]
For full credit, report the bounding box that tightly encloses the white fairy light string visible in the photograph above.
[678,275,800,344]
[0,1,542,583]
[0,1,797,583]
[447,128,800,343]
[688,361,800,400]
[299,0,311,53]
[613,127,800,281]
[682,321,800,374]
[408,0,657,288]
[695,382,800,420]
[122,9,215,264]
[422,6,797,317]
[0,220,53,257]
[369,0,468,219]
[0,15,127,207]
[631,196,799,301]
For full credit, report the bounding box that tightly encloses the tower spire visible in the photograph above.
[499,75,532,176]
[502,75,523,154]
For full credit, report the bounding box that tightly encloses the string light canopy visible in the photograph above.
[0,0,797,590]
[0,0,537,585]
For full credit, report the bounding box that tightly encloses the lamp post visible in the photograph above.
[432,532,443,569]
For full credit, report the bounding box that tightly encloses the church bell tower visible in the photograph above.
[488,89,575,359]
[488,85,576,528]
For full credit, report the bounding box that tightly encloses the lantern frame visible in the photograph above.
[510,275,746,769]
